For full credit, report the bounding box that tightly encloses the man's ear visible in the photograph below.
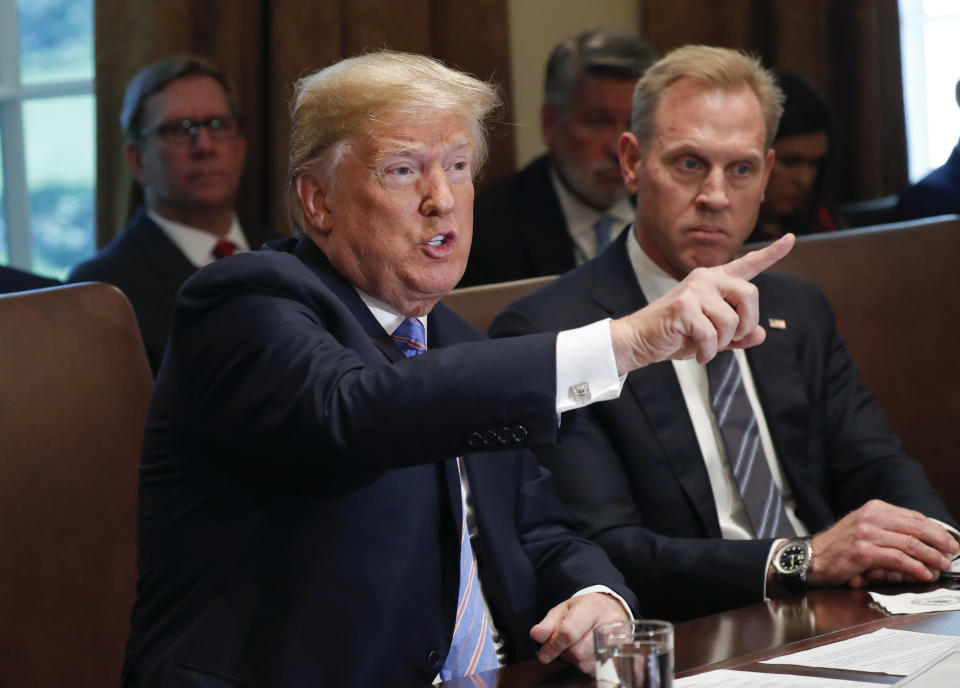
[296,172,334,241]
[124,141,146,184]
[618,132,642,194]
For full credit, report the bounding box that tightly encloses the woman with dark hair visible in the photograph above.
[750,71,842,242]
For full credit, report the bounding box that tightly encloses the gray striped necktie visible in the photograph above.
[593,214,615,254]
[706,350,795,539]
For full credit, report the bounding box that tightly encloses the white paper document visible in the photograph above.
[894,650,960,686]
[675,669,876,687]
[762,628,960,675]
[869,589,960,615]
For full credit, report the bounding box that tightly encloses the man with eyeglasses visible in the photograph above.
[69,55,269,373]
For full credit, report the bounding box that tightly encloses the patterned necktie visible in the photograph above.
[706,350,795,539]
[212,240,237,260]
[389,317,497,678]
[390,317,427,357]
[593,214,616,255]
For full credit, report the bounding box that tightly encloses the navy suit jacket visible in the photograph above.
[491,233,955,621]
[68,207,272,374]
[890,143,960,222]
[461,155,576,286]
[0,265,59,293]
[122,236,637,688]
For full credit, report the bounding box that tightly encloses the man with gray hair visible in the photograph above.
[121,50,792,686]
[461,29,656,286]
[492,45,959,622]
[69,55,268,373]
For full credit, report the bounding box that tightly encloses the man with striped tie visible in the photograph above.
[122,51,795,687]
[491,45,960,623]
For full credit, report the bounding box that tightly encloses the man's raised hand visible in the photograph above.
[611,233,795,374]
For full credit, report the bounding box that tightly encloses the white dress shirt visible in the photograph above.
[625,230,808,540]
[147,210,249,268]
[549,167,634,265]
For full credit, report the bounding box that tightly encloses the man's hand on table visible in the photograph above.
[807,499,960,588]
[530,592,629,674]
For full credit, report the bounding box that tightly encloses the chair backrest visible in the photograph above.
[0,282,153,687]
[443,274,558,332]
[770,215,960,517]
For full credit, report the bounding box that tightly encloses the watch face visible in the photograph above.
[778,544,808,573]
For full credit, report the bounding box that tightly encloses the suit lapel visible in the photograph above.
[593,238,722,534]
[292,240,464,519]
[522,156,578,276]
[129,210,198,291]
[746,290,829,531]
[292,237,405,363]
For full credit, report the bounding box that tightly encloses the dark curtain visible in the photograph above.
[642,0,908,203]
[94,0,514,244]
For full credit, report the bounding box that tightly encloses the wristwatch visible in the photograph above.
[772,537,813,591]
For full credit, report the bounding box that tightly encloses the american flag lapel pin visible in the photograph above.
[768,318,787,330]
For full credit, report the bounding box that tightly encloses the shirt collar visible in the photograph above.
[147,209,249,268]
[625,227,680,303]
[355,288,429,346]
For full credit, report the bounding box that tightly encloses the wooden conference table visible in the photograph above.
[437,581,960,687]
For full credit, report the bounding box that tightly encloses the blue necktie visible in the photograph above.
[389,317,498,678]
[593,214,616,255]
[390,317,427,357]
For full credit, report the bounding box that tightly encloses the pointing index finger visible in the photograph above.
[723,233,796,281]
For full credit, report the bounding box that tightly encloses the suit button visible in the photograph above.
[497,426,511,444]
[512,425,528,442]
[467,432,483,448]
[483,430,499,447]
[426,649,444,671]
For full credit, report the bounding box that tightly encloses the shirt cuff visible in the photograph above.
[555,319,626,414]
[572,585,635,622]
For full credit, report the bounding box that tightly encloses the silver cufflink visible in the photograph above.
[568,382,592,403]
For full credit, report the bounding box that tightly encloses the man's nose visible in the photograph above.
[188,126,217,154]
[420,169,456,216]
[695,168,730,211]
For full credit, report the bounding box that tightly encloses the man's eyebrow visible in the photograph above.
[661,143,763,165]
[371,138,474,164]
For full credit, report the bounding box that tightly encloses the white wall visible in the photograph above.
[506,0,641,168]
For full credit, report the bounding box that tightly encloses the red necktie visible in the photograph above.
[212,240,237,260]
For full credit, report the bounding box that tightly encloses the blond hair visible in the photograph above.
[287,51,500,235]
[632,45,783,148]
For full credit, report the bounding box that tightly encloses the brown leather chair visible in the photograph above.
[769,215,960,518]
[443,275,558,332]
[0,283,153,687]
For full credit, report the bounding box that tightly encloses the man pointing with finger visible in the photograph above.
[121,51,794,687]
[492,45,959,622]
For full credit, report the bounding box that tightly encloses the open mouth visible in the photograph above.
[426,234,447,247]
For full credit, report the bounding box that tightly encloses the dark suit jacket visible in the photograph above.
[121,236,637,688]
[490,233,955,621]
[461,154,576,286]
[0,266,59,293]
[890,143,960,222]
[67,207,272,374]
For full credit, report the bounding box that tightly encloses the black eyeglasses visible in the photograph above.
[138,116,239,144]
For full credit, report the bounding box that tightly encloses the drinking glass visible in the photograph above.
[594,619,673,688]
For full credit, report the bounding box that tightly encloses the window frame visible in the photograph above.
[0,0,95,270]
[899,0,960,183]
